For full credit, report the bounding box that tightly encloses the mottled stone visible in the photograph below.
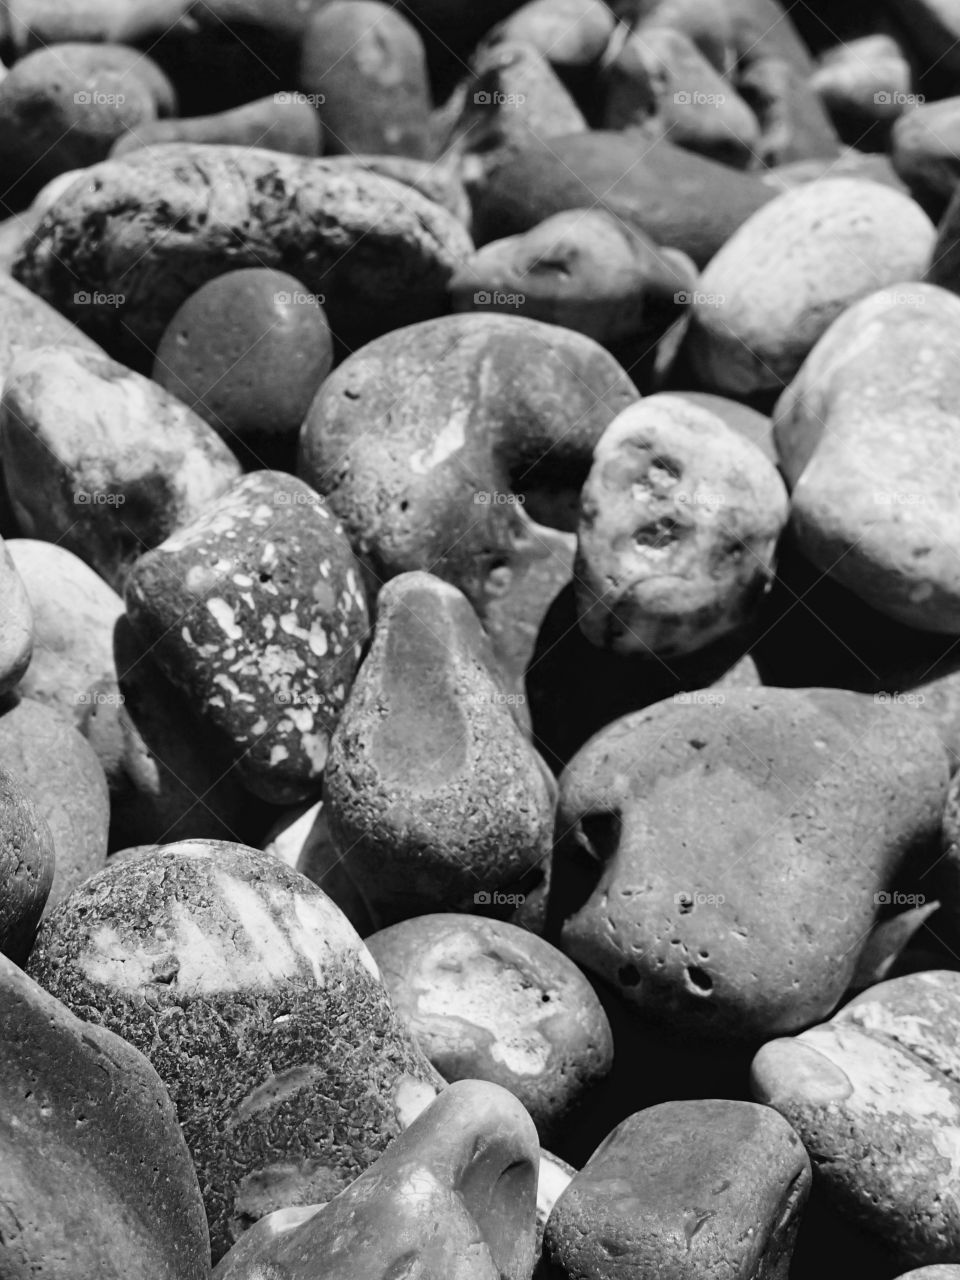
[0,951,209,1278]
[27,840,442,1260]
[1,345,241,590]
[325,572,555,925]
[124,471,369,805]
[110,94,321,159]
[213,1081,539,1280]
[555,687,948,1041]
[752,970,960,1267]
[576,395,788,657]
[0,765,53,964]
[0,535,32,693]
[0,696,109,910]
[774,284,960,632]
[366,914,612,1138]
[544,1100,811,1279]
[685,178,935,399]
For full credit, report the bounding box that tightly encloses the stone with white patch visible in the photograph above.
[752,971,960,1267]
[124,471,369,805]
[27,839,442,1262]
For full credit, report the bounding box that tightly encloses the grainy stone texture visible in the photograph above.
[556,687,948,1041]
[325,572,555,925]
[544,1100,811,1280]
[0,764,53,963]
[124,470,369,805]
[752,971,960,1267]
[13,144,474,364]
[576,395,788,657]
[27,840,443,1261]
[0,951,210,1279]
[774,284,960,632]
[366,914,613,1138]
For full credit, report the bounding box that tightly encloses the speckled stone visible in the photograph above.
[575,395,788,657]
[124,470,369,805]
[0,696,109,911]
[27,840,442,1261]
[366,914,613,1140]
[110,94,321,159]
[0,951,209,1279]
[556,687,949,1041]
[684,178,935,399]
[297,312,637,620]
[152,268,333,457]
[752,970,960,1267]
[544,1100,811,1280]
[774,284,960,632]
[0,765,53,964]
[0,345,241,590]
[213,1081,539,1280]
[324,572,555,925]
[0,535,32,693]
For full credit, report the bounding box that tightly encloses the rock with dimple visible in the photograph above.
[555,687,949,1042]
[0,345,242,591]
[27,840,443,1261]
[774,284,960,632]
[684,178,936,399]
[298,312,637,620]
[124,471,368,805]
[0,950,209,1279]
[0,696,109,910]
[366,914,613,1138]
[213,1080,539,1280]
[544,1099,811,1280]
[752,971,960,1267]
[0,536,32,693]
[152,268,333,460]
[576,395,788,657]
[110,94,322,159]
[325,572,555,926]
[0,765,53,963]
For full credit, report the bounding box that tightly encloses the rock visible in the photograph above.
[0,535,32,693]
[575,395,788,657]
[884,0,960,79]
[27,840,443,1261]
[0,950,209,1279]
[300,2,431,158]
[0,42,174,209]
[811,35,915,149]
[327,151,471,224]
[212,1081,539,1280]
[124,471,368,805]
[485,0,615,77]
[554,687,949,1042]
[470,129,775,266]
[152,268,333,466]
[449,209,694,369]
[324,572,555,926]
[773,283,960,632]
[0,766,53,964]
[602,25,761,168]
[762,149,909,194]
[297,312,637,619]
[0,1,193,59]
[0,696,109,910]
[0,272,100,394]
[934,770,960,943]
[543,1099,811,1279]
[111,94,321,159]
[752,970,960,1267]
[736,50,841,166]
[0,345,241,590]
[13,145,474,366]
[893,98,960,215]
[894,1270,960,1279]
[366,914,613,1139]
[685,177,935,400]
[674,391,778,464]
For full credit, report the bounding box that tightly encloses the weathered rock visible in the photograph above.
[773,283,960,632]
[110,94,321,158]
[27,840,443,1260]
[1,345,242,590]
[752,970,960,1267]
[685,178,935,399]
[576,395,788,657]
[0,534,32,692]
[0,765,53,964]
[325,572,555,926]
[124,471,369,805]
[366,914,613,1138]
[544,1099,811,1279]
[555,687,949,1041]
[0,950,209,1278]
[0,272,100,394]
